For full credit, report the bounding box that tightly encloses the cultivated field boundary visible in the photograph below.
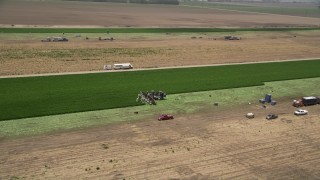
[1,57,319,79]
[1,59,320,121]
[1,77,320,137]
[181,4,320,20]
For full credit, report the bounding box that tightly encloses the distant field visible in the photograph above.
[220,2,318,8]
[1,30,320,76]
[1,27,320,33]
[1,60,320,121]
[0,0,319,27]
[182,2,320,18]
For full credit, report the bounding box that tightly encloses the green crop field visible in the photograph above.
[182,2,320,18]
[2,76,320,137]
[0,27,319,34]
[1,60,320,121]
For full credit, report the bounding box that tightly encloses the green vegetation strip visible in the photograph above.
[0,27,319,33]
[1,77,320,137]
[1,60,320,121]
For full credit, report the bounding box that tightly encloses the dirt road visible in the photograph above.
[1,100,319,179]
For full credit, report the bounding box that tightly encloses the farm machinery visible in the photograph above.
[136,90,166,105]
[293,96,319,107]
[41,37,68,42]
[224,36,241,40]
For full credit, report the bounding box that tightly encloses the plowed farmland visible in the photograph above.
[0,0,319,27]
[0,100,319,179]
[1,1,320,179]
[1,30,320,76]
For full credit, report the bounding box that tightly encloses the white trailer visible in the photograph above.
[113,63,133,70]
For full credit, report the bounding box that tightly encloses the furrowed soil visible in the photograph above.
[1,2,320,178]
[1,100,319,179]
[0,0,319,27]
[1,31,320,76]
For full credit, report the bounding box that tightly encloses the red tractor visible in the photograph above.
[158,114,174,121]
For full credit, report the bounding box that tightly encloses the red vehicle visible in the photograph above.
[158,114,174,121]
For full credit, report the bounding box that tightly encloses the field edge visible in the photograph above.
[1,76,319,138]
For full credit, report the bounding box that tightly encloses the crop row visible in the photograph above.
[1,60,320,121]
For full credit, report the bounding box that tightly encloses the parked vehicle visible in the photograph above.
[113,63,133,70]
[302,96,317,106]
[158,114,174,121]
[294,109,308,116]
[246,112,255,119]
[293,99,304,107]
[41,37,68,42]
[293,96,319,107]
[103,64,112,70]
[266,113,278,120]
[224,36,241,40]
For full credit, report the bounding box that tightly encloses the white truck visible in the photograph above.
[113,63,133,70]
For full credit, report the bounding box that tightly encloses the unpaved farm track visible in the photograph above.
[1,101,319,179]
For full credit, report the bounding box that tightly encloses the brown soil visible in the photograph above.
[1,2,319,178]
[222,2,318,8]
[0,1,319,27]
[1,31,320,76]
[1,100,319,179]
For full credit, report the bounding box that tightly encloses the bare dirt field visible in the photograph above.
[0,0,319,28]
[219,2,318,8]
[1,2,320,179]
[1,31,320,76]
[1,100,319,179]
